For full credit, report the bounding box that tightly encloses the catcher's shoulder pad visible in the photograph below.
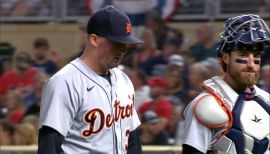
[193,94,230,128]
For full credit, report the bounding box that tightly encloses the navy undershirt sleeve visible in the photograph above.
[182,144,206,154]
[127,127,142,154]
[37,126,65,154]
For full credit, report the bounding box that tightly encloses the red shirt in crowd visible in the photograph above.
[0,68,37,95]
[5,110,25,124]
[138,98,173,120]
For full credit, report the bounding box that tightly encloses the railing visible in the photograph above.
[0,0,269,23]
[0,145,183,154]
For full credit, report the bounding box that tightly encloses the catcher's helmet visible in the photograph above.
[217,14,270,57]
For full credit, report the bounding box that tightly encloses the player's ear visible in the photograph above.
[222,52,230,64]
[88,34,98,47]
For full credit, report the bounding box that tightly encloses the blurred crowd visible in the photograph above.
[0,9,270,147]
[0,0,52,17]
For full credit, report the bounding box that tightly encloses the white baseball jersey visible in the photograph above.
[39,58,141,154]
[182,76,270,154]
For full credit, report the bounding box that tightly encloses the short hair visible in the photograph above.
[15,123,37,145]
[190,62,211,79]
[33,38,49,48]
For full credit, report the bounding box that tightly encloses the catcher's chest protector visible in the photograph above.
[194,76,270,154]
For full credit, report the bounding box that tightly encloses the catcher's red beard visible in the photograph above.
[235,69,259,87]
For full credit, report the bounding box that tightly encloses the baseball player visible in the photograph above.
[37,6,143,154]
[182,14,270,154]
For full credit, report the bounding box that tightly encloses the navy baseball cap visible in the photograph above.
[86,6,143,44]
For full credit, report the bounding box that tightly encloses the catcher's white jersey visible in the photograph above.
[39,58,141,154]
[182,76,270,154]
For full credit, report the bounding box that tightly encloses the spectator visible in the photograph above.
[133,28,161,68]
[186,62,210,103]
[167,104,184,142]
[0,0,20,16]
[3,89,25,124]
[0,42,15,76]
[13,123,38,145]
[164,55,189,138]
[167,28,191,56]
[174,61,215,146]
[188,23,218,62]
[259,64,270,93]
[152,38,182,76]
[0,51,37,102]
[174,114,185,146]
[166,27,184,43]
[261,45,270,65]
[49,50,63,68]
[145,10,173,50]
[0,0,51,16]
[165,54,189,103]
[140,38,181,76]
[31,38,59,75]
[0,119,15,145]
[0,105,8,119]
[138,76,173,132]
[23,71,48,110]
[201,57,224,77]
[124,67,152,110]
[21,115,39,134]
[140,110,170,145]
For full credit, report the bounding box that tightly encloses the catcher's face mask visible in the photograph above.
[217,14,270,57]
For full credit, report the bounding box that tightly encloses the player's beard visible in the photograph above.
[228,64,260,88]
